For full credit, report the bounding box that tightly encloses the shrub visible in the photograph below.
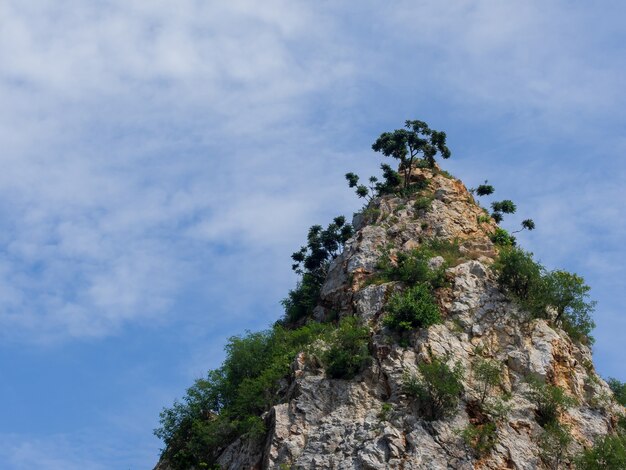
[539,422,573,470]
[491,200,516,214]
[475,181,495,197]
[281,273,322,323]
[490,227,516,246]
[494,247,596,343]
[524,375,576,427]
[384,284,441,332]
[460,422,497,457]
[413,195,434,212]
[155,322,331,469]
[608,378,626,406]
[575,434,626,470]
[284,216,353,323]
[380,248,444,286]
[404,358,464,420]
[323,316,371,379]
[541,270,596,342]
[477,214,491,224]
[493,247,543,301]
[378,403,393,422]
[473,358,503,404]
[425,238,462,266]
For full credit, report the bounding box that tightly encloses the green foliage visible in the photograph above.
[522,218,536,230]
[491,212,503,224]
[323,317,371,379]
[413,195,434,212]
[494,247,596,343]
[372,120,451,190]
[291,216,353,277]
[345,164,404,202]
[491,200,517,214]
[475,181,495,197]
[403,358,464,420]
[524,375,577,427]
[378,403,393,422]
[378,247,445,287]
[284,216,353,323]
[155,322,331,469]
[494,247,542,300]
[541,270,596,342]
[384,284,441,332]
[281,273,322,323]
[473,358,503,404]
[460,422,497,457]
[539,422,573,470]
[575,434,626,470]
[477,214,491,224]
[490,227,516,246]
[608,378,626,406]
[426,238,462,266]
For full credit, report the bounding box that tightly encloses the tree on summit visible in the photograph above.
[372,120,451,191]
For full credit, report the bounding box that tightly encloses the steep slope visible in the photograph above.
[157,166,624,470]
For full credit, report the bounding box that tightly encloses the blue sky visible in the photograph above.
[0,1,625,468]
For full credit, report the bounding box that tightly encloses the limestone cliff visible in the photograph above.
[157,167,624,470]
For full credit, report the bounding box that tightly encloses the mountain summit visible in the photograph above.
[155,158,625,469]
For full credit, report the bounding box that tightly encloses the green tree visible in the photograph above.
[284,216,354,323]
[524,375,576,427]
[473,358,503,405]
[474,180,495,197]
[541,270,596,341]
[539,422,573,470]
[372,120,451,190]
[404,357,464,420]
[323,316,371,379]
[384,284,441,332]
[576,434,626,470]
[608,378,626,406]
[345,164,403,202]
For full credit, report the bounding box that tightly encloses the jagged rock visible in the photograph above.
[156,166,624,470]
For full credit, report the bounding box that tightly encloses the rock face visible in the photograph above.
[162,167,625,469]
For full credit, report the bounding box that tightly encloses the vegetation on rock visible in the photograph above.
[282,216,353,323]
[154,120,622,470]
[403,357,464,420]
[494,247,596,343]
[371,119,450,191]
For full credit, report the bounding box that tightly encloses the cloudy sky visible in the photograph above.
[1,1,625,468]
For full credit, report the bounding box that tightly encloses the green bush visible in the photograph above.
[155,322,331,469]
[524,376,576,427]
[575,434,626,470]
[608,378,626,406]
[281,273,323,323]
[323,317,371,379]
[375,240,460,287]
[413,195,434,212]
[494,247,596,343]
[460,422,497,457]
[404,357,464,420]
[493,246,543,301]
[284,216,353,324]
[473,358,503,404]
[384,284,441,332]
[379,248,445,287]
[539,422,573,470]
[490,227,516,246]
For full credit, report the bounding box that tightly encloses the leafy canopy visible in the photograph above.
[404,357,464,420]
[494,247,596,343]
[372,120,451,190]
[284,216,353,323]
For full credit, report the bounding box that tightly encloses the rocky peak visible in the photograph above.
[159,166,625,470]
